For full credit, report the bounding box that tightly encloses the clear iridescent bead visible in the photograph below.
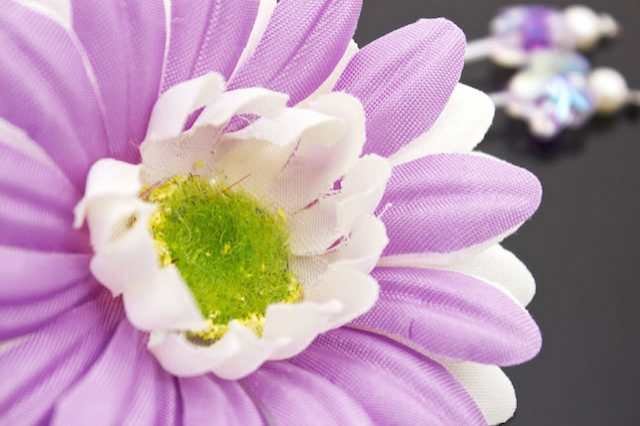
[506,51,596,139]
[490,6,575,66]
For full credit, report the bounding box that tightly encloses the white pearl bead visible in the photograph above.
[564,5,601,49]
[587,68,630,114]
[598,14,620,39]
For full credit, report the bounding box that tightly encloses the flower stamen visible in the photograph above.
[143,175,303,343]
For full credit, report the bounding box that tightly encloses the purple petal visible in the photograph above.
[0,3,109,186]
[110,346,180,426]
[241,362,372,425]
[71,0,167,162]
[380,153,542,255]
[0,247,89,303]
[352,267,542,366]
[151,370,181,426]
[0,198,85,252]
[0,246,91,305]
[52,321,179,426]
[180,377,263,426]
[163,0,259,89]
[0,278,98,340]
[291,328,484,425]
[52,321,144,425]
[230,0,362,105]
[0,294,122,425]
[335,19,465,157]
[0,146,88,252]
[0,142,78,209]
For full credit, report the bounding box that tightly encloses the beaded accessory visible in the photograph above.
[465,5,619,66]
[465,4,638,139]
[489,51,639,139]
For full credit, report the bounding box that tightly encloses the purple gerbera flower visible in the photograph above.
[0,1,542,425]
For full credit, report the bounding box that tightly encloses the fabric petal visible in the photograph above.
[0,139,87,251]
[335,19,465,157]
[390,84,495,165]
[52,320,180,426]
[145,72,226,142]
[265,266,377,360]
[269,92,365,212]
[0,117,56,168]
[123,265,205,332]
[73,158,141,229]
[150,264,377,378]
[142,86,287,185]
[229,0,362,105]
[232,0,277,76]
[163,0,259,89]
[52,320,145,425]
[120,354,180,426]
[352,267,541,366]
[241,361,372,425]
[378,244,536,307]
[218,108,339,207]
[379,153,542,256]
[195,87,289,128]
[443,362,517,426]
[0,196,83,252]
[289,154,390,255]
[0,247,90,303]
[85,197,158,297]
[0,2,109,186]
[439,244,536,307]
[302,267,378,331]
[149,322,276,380]
[290,216,388,286]
[291,328,485,425]
[0,277,98,340]
[179,376,263,426]
[263,301,342,361]
[70,0,167,161]
[328,214,388,273]
[301,39,359,103]
[0,293,121,425]
[19,0,72,29]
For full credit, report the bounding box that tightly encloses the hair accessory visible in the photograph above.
[489,50,640,139]
[465,5,619,66]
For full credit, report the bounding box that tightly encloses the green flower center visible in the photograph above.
[143,175,302,344]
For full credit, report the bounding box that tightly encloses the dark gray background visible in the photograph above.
[355,1,640,425]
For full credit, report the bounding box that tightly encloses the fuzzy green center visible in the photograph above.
[144,175,302,343]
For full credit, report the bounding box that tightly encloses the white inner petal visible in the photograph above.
[268,92,365,212]
[290,214,388,287]
[145,72,226,141]
[77,80,386,379]
[441,361,517,426]
[215,107,340,203]
[195,87,289,128]
[73,159,141,229]
[288,154,391,255]
[123,264,206,332]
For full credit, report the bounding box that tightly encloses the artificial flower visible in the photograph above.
[0,0,542,425]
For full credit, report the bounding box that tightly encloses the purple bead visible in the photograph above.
[519,6,555,51]
[491,6,575,65]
